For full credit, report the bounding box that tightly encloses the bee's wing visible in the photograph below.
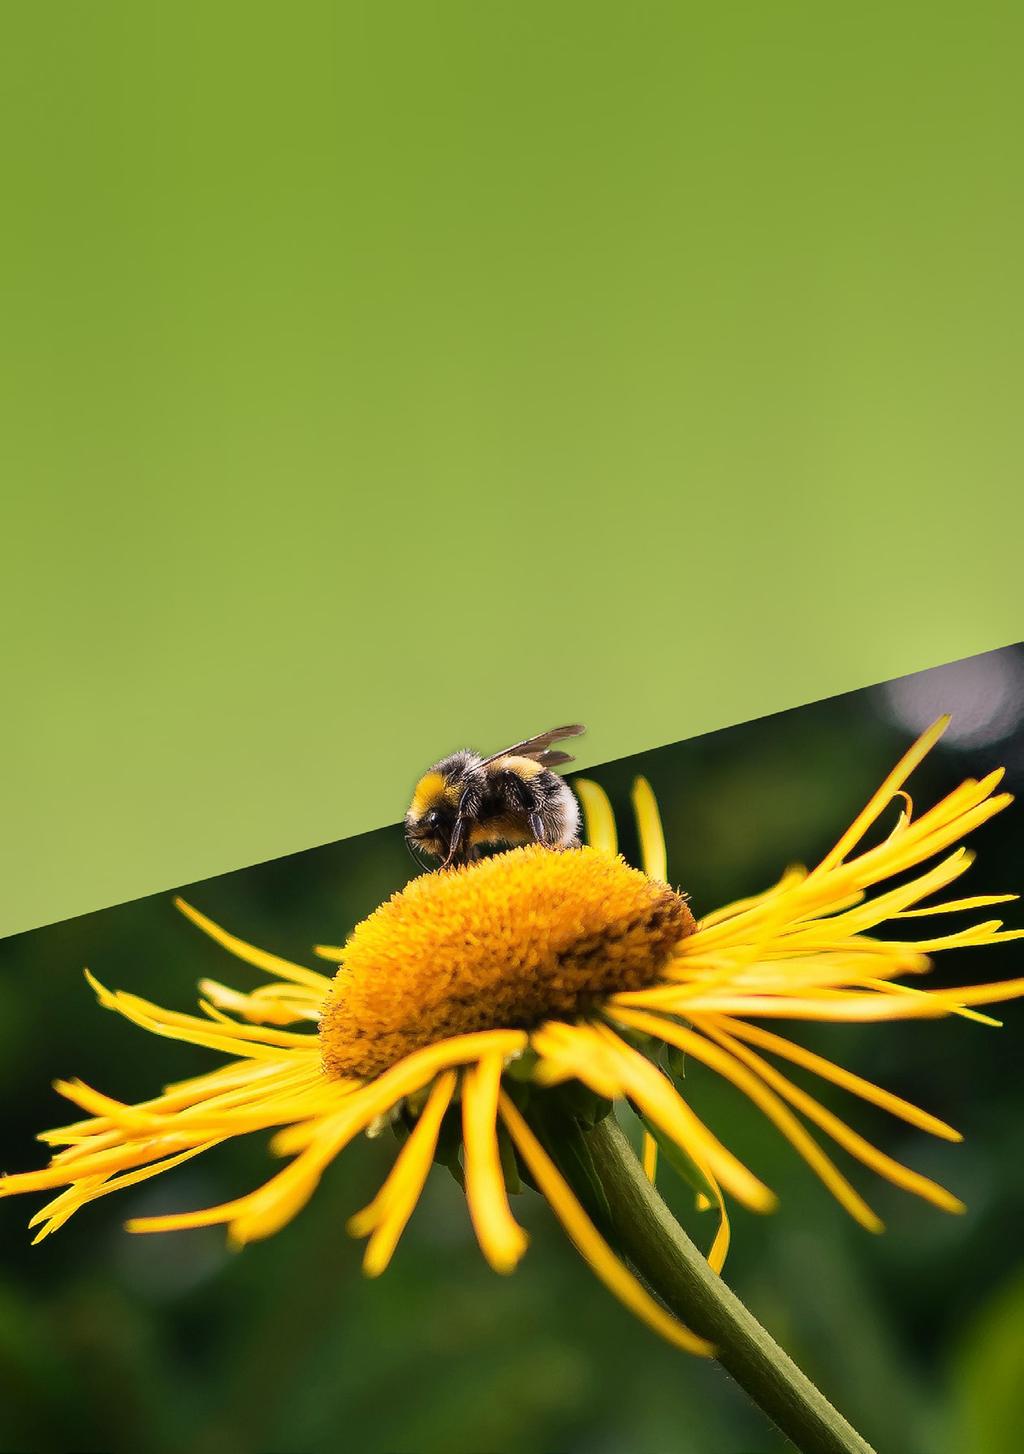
[480,724,585,769]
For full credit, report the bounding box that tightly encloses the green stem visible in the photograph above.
[583,1117,877,1454]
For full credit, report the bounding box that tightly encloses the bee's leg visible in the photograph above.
[494,771,546,847]
[441,802,472,868]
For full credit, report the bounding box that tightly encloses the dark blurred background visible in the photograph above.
[2,646,1023,1454]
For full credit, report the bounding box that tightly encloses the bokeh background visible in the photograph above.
[2,647,1023,1454]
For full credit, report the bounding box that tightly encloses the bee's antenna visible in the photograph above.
[403,833,433,875]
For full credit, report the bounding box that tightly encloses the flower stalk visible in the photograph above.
[583,1116,877,1454]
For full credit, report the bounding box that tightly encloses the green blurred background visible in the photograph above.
[2,649,1023,1454]
[3,1,1024,941]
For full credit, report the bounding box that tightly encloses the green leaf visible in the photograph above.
[503,1047,540,1082]
[664,1043,688,1081]
[555,1077,614,1129]
[636,1112,717,1209]
[431,1103,465,1189]
[529,1100,618,1246]
[497,1121,523,1195]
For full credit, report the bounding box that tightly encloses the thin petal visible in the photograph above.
[352,1071,457,1275]
[2,1135,215,1195]
[590,1024,777,1213]
[85,971,305,1061]
[52,1065,332,1156]
[41,1059,308,1146]
[867,790,1012,887]
[29,1143,222,1243]
[197,1000,321,1047]
[51,1080,162,1132]
[463,1054,529,1273]
[779,849,974,942]
[198,979,321,1025]
[896,894,1018,918]
[658,987,1018,1022]
[175,898,332,993]
[642,1132,659,1182]
[575,779,618,854]
[707,1016,961,1141]
[699,1164,730,1274]
[531,1020,624,1100]
[866,924,1024,954]
[631,777,667,882]
[700,1020,965,1215]
[611,1008,883,1232]
[129,1106,367,1243]
[498,1092,714,1357]
[811,717,949,874]
[270,1029,528,1157]
[696,867,810,932]
[849,980,1002,1026]
[655,1132,732,1274]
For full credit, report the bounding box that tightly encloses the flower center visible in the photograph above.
[319,844,695,1079]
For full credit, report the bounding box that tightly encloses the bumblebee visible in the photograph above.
[405,724,585,868]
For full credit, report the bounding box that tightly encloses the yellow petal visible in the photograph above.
[30,1142,222,1243]
[356,1072,457,1275]
[700,1020,965,1215]
[700,1164,731,1274]
[271,1029,528,1157]
[130,1108,364,1242]
[198,979,321,1025]
[590,1024,777,1214]
[706,1016,961,1141]
[896,894,1018,919]
[631,777,667,882]
[611,1008,883,1232]
[531,1020,624,1100]
[84,971,304,1061]
[463,1054,529,1273]
[641,1132,659,1183]
[174,898,332,993]
[811,717,949,874]
[41,1058,309,1146]
[575,779,618,855]
[658,985,1020,1021]
[3,1135,212,1196]
[498,1092,714,1357]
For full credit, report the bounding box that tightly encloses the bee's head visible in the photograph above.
[405,752,480,862]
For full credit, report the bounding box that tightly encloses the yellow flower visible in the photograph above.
[3,717,1023,1358]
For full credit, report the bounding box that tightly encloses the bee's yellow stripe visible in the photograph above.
[410,771,447,818]
[491,755,545,780]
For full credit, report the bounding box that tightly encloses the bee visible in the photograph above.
[405,724,586,869]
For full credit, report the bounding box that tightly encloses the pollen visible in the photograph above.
[320,845,696,1079]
